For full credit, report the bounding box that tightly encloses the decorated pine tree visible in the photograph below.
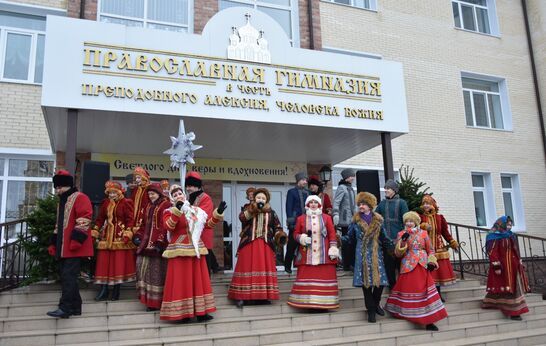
[397,165,432,213]
[20,194,59,284]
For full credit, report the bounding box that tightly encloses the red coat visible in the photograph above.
[55,191,93,258]
[92,197,136,251]
[419,212,454,260]
[131,185,151,229]
[486,236,530,294]
[320,193,333,216]
[162,207,208,258]
[191,192,215,249]
[134,197,170,256]
[293,213,337,266]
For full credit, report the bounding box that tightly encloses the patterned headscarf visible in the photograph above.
[485,215,514,252]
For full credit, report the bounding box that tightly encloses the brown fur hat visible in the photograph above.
[356,192,377,209]
[254,188,271,203]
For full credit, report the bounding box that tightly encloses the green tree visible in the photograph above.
[19,194,59,284]
[397,165,432,213]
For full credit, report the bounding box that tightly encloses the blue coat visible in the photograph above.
[285,187,309,228]
[345,213,391,288]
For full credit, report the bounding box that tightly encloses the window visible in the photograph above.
[0,157,54,242]
[0,11,46,83]
[471,173,494,227]
[322,0,376,11]
[462,75,511,130]
[98,0,192,32]
[219,0,299,45]
[500,174,525,231]
[452,0,499,35]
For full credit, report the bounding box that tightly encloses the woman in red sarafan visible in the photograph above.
[133,183,171,311]
[228,188,286,308]
[419,194,459,302]
[91,181,136,301]
[482,215,530,320]
[160,185,215,323]
[385,211,447,331]
[287,195,340,310]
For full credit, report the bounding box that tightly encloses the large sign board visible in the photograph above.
[42,8,408,133]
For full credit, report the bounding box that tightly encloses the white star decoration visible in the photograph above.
[163,120,202,189]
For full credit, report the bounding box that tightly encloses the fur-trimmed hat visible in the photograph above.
[104,180,124,195]
[421,194,438,211]
[356,192,377,209]
[53,170,74,188]
[305,195,322,208]
[185,171,202,188]
[384,179,399,193]
[403,211,421,226]
[169,184,185,202]
[295,172,307,183]
[147,183,163,196]
[341,168,356,180]
[134,167,150,182]
[308,175,322,187]
[246,187,256,197]
[254,188,271,203]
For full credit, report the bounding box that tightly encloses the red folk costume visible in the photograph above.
[419,195,459,286]
[307,175,333,215]
[91,181,136,285]
[130,167,151,230]
[160,186,215,321]
[134,183,171,309]
[228,188,285,303]
[482,216,530,317]
[385,212,447,326]
[288,195,339,310]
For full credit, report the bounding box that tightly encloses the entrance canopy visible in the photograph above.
[41,8,409,165]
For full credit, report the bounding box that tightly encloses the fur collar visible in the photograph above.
[353,212,383,236]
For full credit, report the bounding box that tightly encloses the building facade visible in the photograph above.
[1,0,545,270]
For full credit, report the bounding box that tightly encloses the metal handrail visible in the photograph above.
[0,219,33,292]
[448,222,546,295]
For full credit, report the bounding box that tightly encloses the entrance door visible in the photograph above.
[222,183,289,272]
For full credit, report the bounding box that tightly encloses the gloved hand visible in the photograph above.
[333,214,339,226]
[299,234,311,246]
[401,232,410,241]
[133,237,142,247]
[47,245,56,257]
[176,201,184,210]
[328,246,340,260]
[217,201,227,214]
[305,237,312,245]
[426,263,436,271]
[69,240,82,251]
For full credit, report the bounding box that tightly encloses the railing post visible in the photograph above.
[454,225,464,280]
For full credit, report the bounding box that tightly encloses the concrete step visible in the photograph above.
[0,283,503,319]
[266,314,546,346]
[1,293,545,345]
[39,312,546,346]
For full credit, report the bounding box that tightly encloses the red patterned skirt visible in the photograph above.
[431,258,457,286]
[287,264,339,310]
[94,249,136,285]
[160,255,215,321]
[136,256,167,309]
[228,238,280,301]
[385,265,448,325]
[482,272,529,316]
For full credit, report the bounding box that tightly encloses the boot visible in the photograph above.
[426,323,439,331]
[367,311,376,323]
[94,285,109,301]
[111,284,121,301]
[197,314,214,322]
[235,300,244,308]
[436,286,445,303]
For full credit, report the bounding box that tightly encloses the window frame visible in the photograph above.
[452,0,500,36]
[321,0,377,12]
[461,72,512,131]
[97,0,194,33]
[218,0,300,46]
[0,21,45,85]
[471,172,495,228]
[500,173,525,232]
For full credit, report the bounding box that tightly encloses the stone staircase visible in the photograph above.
[0,273,545,346]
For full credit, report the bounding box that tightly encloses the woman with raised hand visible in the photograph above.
[228,188,286,308]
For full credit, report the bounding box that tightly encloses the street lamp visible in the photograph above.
[319,165,332,184]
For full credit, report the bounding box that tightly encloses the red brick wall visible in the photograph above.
[298,0,322,50]
[194,0,219,34]
[67,0,98,20]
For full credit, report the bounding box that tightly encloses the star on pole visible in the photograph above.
[163,120,202,190]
